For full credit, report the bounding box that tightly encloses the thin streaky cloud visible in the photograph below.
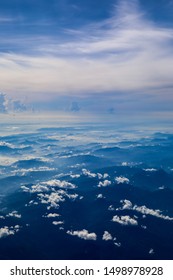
[0,0,173,117]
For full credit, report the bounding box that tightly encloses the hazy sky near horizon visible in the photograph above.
[0,0,173,117]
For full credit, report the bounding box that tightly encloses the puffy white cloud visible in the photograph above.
[97,173,103,180]
[52,221,64,226]
[66,193,78,200]
[98,180,111,187]
[21,178,76,195]
[21,185,30,192]
[141,225,147,229]
[143,168,157,172]
[119,200,173,221]
[96,194,104,199]
[108,205,115,211]
[133,205,173,221]
[67,229,97,240]
[103,173,109,179]
[38,191,65,209]
[27,200,39,206]
[115,176,130,184]
[119,199,133,210]
[82,169,107,180]
[82,169,98,178]
[121,162,137,166]
[44,213,60,218]
[21,183,50,194]
[25,179,78,210]
[0,225,20,239]
[70,163,86,168]
[0,227,15,238]
[70,174,80,178]
[6,211,21,219]
[112,215,138,226]
[43,179,76,189]
[102,231,113,241]
[121,162,128,166]
[158,186,165,190]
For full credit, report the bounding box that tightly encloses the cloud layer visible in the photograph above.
[1,0,173,118]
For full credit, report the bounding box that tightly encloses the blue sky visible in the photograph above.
[0,0,173,120]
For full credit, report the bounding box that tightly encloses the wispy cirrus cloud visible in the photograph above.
[0,16,15,23]
[1,0,173,116]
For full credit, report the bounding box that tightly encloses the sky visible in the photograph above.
[0,0,173,121]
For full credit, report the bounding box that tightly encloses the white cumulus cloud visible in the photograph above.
[98,180,111,187]
[38,191,65,209]
[21,184,49,193]
[115,176,130,184]
[143,168,157,172]
[119,200,173,221]
[52,221,64,226]
[97,194,104,199]
[43,179,76,189]
[0,225,20,239]
[44,213,60,218]
[6,211,21,219]
[82,169,98,178]
[133,205,173,221]
[102,231,113,241]
[108,205,115,211]
[112,215,138,226]
[118,199,133,210]
[67,229,97,240]
[70,174,80,178]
